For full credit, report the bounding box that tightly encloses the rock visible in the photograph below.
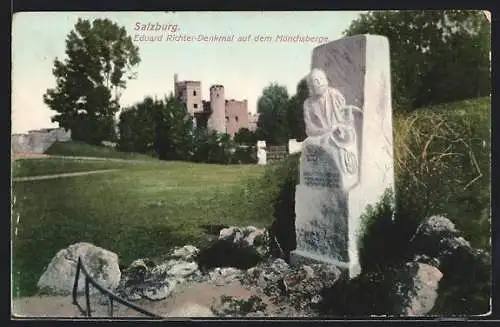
[413,215,459,240]
[171,245,199,261]
[240,258,341,313]
[243,228,266,247]
[282,263,341,311]
[37,242,121,296]
[142,280,177,301]
[211,295,267,317]
[117,257,201,301]
[209,267,243,286]
[412,254,441,268]
[167,303,215,317]
[410,215,461,259]
[395,262,443,316]
[410,215,490,287]
[167,261,199,278]
[219,227,237,240]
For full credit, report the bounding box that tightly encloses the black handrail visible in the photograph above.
[72,257,163,318]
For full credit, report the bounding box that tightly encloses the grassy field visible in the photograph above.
[45,140,158,160]
[12,160,266,297]
[12,157,165,178]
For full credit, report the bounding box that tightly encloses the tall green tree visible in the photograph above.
[44,18,140,144]
[255,83,290,145]
[117,97,156,154]
[118,95,195,160]
[155,95,195,161]
[286,78,309,141]
[344,10,490,110]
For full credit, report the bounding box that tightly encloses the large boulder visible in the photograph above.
[37,242,121,295]
[410,215,491,287]
[410,215,491,315]
[241,258,341,314]
[394,262,443,316]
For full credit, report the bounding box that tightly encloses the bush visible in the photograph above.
[196,239,263,271]
[190,130,234,164]
[393,97,491,251]
[229,146,257,164]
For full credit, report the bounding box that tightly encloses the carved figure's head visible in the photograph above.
[307,68,329,96]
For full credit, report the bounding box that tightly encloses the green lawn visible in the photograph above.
[45,140,158,160]
[12,161,266,297]
[12,157,165,178]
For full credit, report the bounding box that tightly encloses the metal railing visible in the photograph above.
[72,257,162,318]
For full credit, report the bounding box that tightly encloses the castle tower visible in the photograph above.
[208,84,226,134]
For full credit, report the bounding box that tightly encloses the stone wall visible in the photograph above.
[11,128,71,154]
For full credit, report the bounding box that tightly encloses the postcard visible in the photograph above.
[11,10,492,319]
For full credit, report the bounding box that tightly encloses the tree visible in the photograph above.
[234,127,257,145]
[344,10,490,110]
[255,84,290,145]
[117,95,195,160]
[191,130,234,164]
[44,18,140,144]
[117,97,156,154]
[286,78,308,141]
[155,95,195,161]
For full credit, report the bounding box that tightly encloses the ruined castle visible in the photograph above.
[174,74,259,136]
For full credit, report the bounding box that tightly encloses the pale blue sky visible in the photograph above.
[12,11,364,134]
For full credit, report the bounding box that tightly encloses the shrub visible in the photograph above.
[229,146,257,164]
[190,130,234,164]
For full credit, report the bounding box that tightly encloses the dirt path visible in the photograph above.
[12,281,276,319]
[12,169,121,182]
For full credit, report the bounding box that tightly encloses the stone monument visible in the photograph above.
[290,35,395,278]
[257,140,267,165]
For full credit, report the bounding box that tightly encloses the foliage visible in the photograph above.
[357,188,401,272]
[268,153,301,260]
[255,84,290,145]
[319,266,404,316]
[230,146,257,164]
[117,98,156,155]
[190,129,234,164]
[344,10,490,110]
[233,128,257,145]
[255,79,309,144]
[394,97,491,251]
[43,18,140,144]
[430,248,491,315]
[154,95,196,161]
[196,239,263,271]
[118,95,195,161]
[286,78,309,141]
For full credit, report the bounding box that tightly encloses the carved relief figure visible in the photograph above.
[303,68,362,190]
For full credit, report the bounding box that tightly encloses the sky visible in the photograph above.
[11,11,365,134]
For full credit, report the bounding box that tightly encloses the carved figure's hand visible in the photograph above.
[333,124,354,144]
